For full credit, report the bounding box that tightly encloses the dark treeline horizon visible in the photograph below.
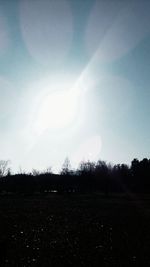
[0,158,150,195]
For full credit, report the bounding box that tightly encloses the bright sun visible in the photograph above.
[35,89,78,134]
[30,74,85,136]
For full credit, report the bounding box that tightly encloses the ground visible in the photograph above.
[0,193,150,266]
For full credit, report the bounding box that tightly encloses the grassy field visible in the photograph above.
[0,193,150,266]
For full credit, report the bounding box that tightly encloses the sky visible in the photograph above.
[0,0,150,173]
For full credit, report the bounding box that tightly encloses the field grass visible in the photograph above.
[0,193,150,266]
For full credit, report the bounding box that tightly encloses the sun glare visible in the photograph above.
[28,74,86,136]
[35,89,79,134]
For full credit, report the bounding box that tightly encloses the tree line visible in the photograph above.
[0,158,150,194]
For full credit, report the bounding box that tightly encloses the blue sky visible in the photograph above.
[0,0,150,173]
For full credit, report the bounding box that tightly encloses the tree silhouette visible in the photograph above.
[0,160,10,178]
[0,157,149,194]
[60,157,71,175]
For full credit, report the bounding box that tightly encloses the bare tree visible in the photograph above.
[0,160,10,177]
[60,157,71,175]
[45,166,52,174]
[32,169,40,176]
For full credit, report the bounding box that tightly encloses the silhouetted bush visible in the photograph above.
[0,158,150,194]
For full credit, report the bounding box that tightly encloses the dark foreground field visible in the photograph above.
[0,193,150,266]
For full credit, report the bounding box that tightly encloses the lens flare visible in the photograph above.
[20,0,73,66]
[86,0,150,63]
